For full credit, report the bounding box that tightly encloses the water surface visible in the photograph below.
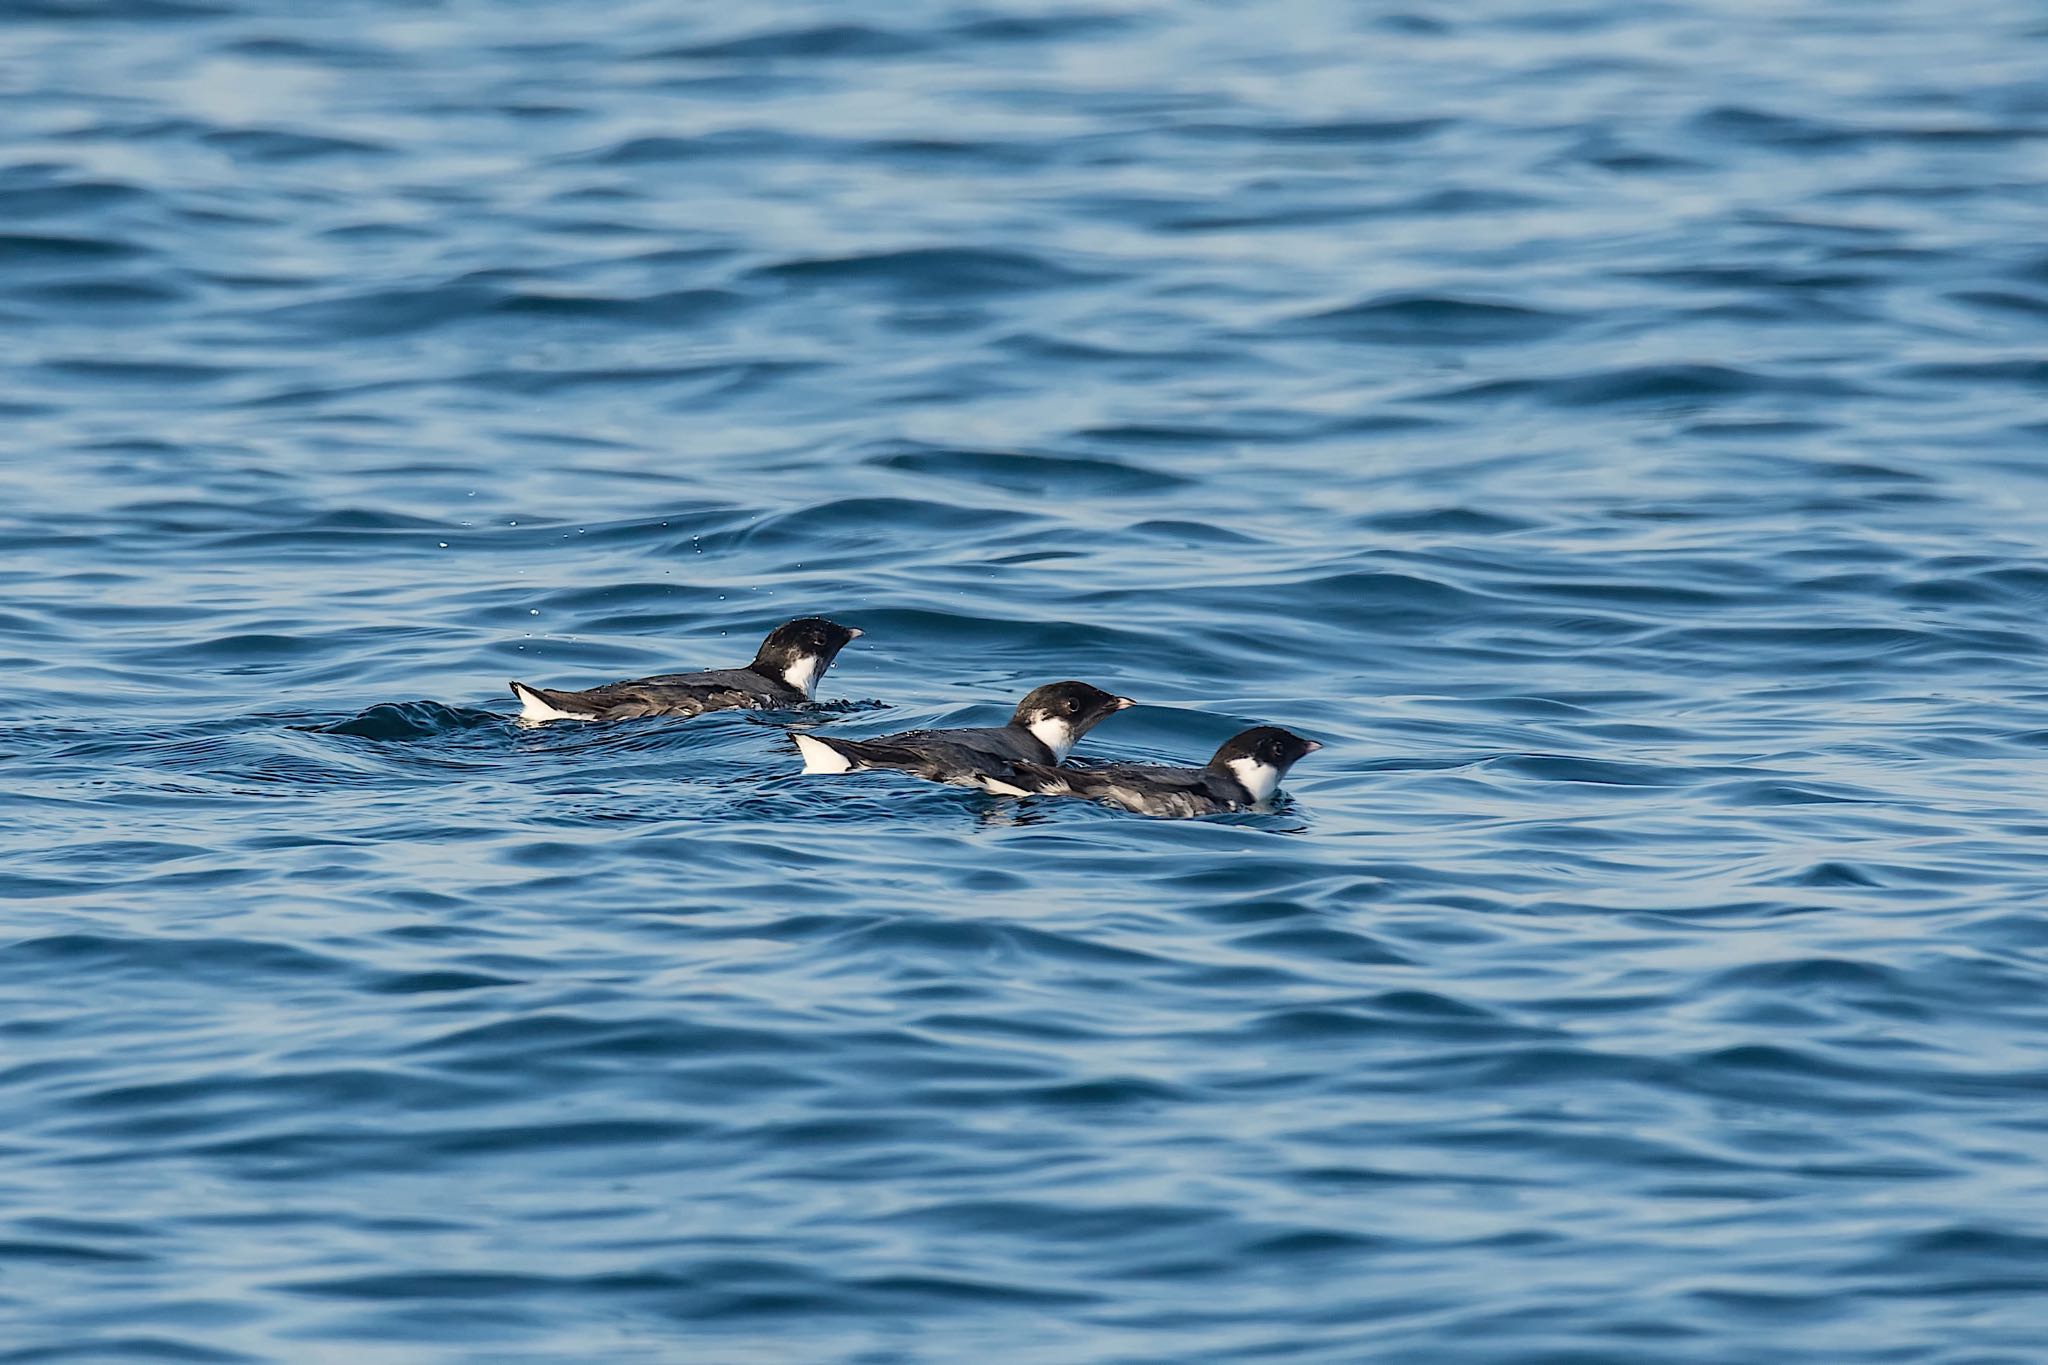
[5,1,2048,1360]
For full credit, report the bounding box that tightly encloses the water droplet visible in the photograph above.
[529,609,539,616]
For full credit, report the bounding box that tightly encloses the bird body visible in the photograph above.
[794,681,1134,791]
[510,617,860,722]
[1007,726,1321,816]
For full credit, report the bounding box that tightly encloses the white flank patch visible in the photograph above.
[981,777,1032,797]
[1227,755,1283,805]
[512,683,594,723]
[794,733,855,774]
[781,652,823,699]
[1026,716,1078,762]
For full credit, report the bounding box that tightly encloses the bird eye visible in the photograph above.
[1064,698,1080,715]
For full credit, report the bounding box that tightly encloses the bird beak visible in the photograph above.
[1303,740,1323,751]
[1113,696,1136,710]
[846,628,863,638]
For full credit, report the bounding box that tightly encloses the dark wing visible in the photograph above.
[880,725,1054,765]
[630,667,776,693]
[1009,761,1235,817]
[533,668,792,720]
[826,730,1039,789]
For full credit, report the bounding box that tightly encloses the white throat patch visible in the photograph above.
[1026,715,1078,762]
[1227,756,1283,805]
[780,653,823,699]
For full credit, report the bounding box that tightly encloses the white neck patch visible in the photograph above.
[780,653,823,699]
[1026,715,1078,762]
[1227,756,1283,805]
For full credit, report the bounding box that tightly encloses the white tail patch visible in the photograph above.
[1025,715,1078,762]
[1226,755,1283,805]
[794,733,855,774]
[511,683,594,723]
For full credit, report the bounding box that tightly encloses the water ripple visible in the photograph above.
[4,1,2048,1361]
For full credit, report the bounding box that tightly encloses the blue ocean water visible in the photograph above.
[5,0,2048,1359]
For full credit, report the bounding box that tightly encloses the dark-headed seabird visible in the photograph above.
[792,680,1134,790]
[509,617,861,722]
[1005,725,1321,816]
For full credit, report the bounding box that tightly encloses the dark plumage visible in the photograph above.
[509,617,860,722]
[1006,725,1321,817]
[794,681,1134,790]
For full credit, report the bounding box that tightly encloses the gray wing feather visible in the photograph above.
[827,725,1050,787]
[882,725,1052,765]
[533,667,793,720]
[1009,761,1237,817]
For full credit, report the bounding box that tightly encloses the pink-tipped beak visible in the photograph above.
[1303,740,1324,751]
[845,627,863,638]
[1113,696,1136,710]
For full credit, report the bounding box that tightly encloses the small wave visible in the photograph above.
[0,932,349,985]
[571,128,811,165]
[1176,117,1455,144]
[456,358,818,396]
[1424,362,1862,408]
[747,247,1103,297]
[1689,104,1859,149]
[8,0,230,15]
[313,702,509,740]
[729,497,1033,548]
[0,178,146,219]
[1289,293,1577,345]
[0,231,148,262]
[652,22,929,61]
[202,128,391,162]
[868,447,1188,497]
